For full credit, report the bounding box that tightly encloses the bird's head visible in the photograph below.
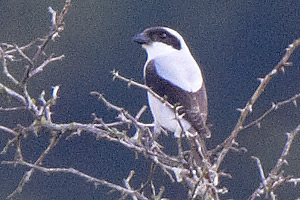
[133,27,190,60]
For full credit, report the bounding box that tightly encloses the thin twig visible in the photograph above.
[0,125,18,136]
[214,38,300,171]
[122,170,138,200]
[112,70,174,109]
[31,0,71,63]
[28,54,65,78]
[0,83,26,105]
[248,123,300,199]
[6,133,61,199]
[14,44,34,66]
[243,93,300,130]
[1,50,20,85]
[271,124,300,175]
[2,160,149,200]
[0,106,27,111]
[251,156,268,191]
[4,40,38,55]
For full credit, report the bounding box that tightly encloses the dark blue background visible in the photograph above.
[1,1,300,199]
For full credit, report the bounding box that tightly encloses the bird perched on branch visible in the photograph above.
[133,27,210,139]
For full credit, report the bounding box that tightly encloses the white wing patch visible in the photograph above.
[154,51,203,92]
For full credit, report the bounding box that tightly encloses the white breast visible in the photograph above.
[147,92,192,137]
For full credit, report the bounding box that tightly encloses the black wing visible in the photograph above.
[144,60,208,134]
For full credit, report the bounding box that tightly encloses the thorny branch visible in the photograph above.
[248,123,300,200]
[243,93,300,130]
[5,132,61,199]
[1,1,300,199]
[111,38,300,198]
[112,72,219,199]
[1,160,149,200]
[214,38,300,171]
[112,69,175,110]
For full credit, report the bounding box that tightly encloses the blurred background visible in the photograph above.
[1,0,300,199]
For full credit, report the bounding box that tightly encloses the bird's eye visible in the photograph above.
[161,33,167,39]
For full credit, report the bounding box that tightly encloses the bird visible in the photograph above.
[132,27,210,139]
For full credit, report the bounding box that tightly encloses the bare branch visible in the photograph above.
[28,54,65,78]
[271,124,300,175]
[31,0,71,63]
[1,0,300,199]
[1,137,18,155]
[244,93,300,130]
[251,156,268,192]
[0,106,27,111]
[122,170,138,200]
[0,125,18,137]
[14,44,34,66]
[214,38,300,171]
[2,160,149,200]
[0,83,26,105]
[248,123,300,199]
[1,47,20,85]
[90,91,152,131]
[4,40,38,55]
[5,132,61,199]
[112,70,175,109]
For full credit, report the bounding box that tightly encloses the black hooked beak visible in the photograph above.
[132,33,150,44]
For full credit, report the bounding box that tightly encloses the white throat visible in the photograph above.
[143,42,179,61]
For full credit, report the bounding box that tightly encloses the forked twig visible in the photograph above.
[214,38,300,170]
